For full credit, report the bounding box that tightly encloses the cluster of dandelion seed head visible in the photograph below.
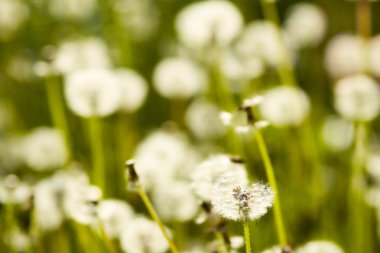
[153,57,207,99]
[334,74,380,122]
[175,0,243,48]
[211,171,274,221]
[260,86,310,127]
[191,155,248,201]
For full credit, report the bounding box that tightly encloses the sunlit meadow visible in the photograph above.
[1,0,380,252]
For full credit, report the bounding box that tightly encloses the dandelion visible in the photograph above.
[185,99,225,140]
[191,155,248,201]
[48,0,97,21]
[114,68,148,113]
[53,37,111,74]
[369,35,380,78]
[334,74,380,122]
[21,127,67,171]
[324,34,365,79]
[260,86,310,127]
[0,0,29,41]
[153,57,207,99]
[0,175,32,205]
[295,241,344,253]
[284,3,327,48]
[64,69,122,118]
[120,216,170,253]
[321,116,354,152]
[175,0,243,49]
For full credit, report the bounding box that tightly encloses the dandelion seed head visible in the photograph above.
[0,0,29,41]
[284,3,327,48]
[369,35,380,78]
[120,216,170,253]
[222,51,264,81]
[211,171,274,221]
[97,199,134,238]
[0,175,32,205]
[295,241,344,253]
[4,227,31,252]
[175,0,243,48]
[260,86,310,127]
[325,34,365,79]
[185,99,225,140]
[153,57,207,99]
[65,69,122,118]
[114,68,148,113]
[191,155,248,201]
[21,127,67,171]
[152,180,199,222]
[261,246,283,253]
[321,116,354,152]
[334,74,380,122]
[48,0,97,21]
[53,37,111,74]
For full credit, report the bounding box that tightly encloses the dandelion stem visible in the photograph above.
[45,76,72,163]
[253,129,287,246]
[216,232,227,253]
[88,116,106,192]
[137,184,180,253]
[243,222,251,253]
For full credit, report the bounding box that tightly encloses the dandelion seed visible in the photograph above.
[64,69,122,118]
[211,171,274,222]
[153,57,207,99]
[334,74,380,122]
[175,0,243,49]
[191,155,248,201]
[260,86,310,127]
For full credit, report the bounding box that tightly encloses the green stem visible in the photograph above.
[258,0,296,86]
[45,76,72,163]
[254,130,287,246]
[243,222,251,253]
[88,117,106,192]
[216,232,228,253]
[97,221,116,253]
[137,184,180,253]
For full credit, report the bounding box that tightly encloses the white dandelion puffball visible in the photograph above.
[97,199,135,238]
[120,216,169,253]
[284,3,327,48]
[295,241,344,253]
[211,171,274,221]
[134,130,193,190]
[185,99,225,140]
[236,21,282,67]
[65,69,122,118]
[175,0,243,48]
[153,180,199,222]
[261,246,283,253]
[153,57,207,99]
[0,0,29,41]
[53,37,111,74]
[334,74,380,122]
[260,86,310,127]
[324,34,365,79]
[0,175,32,205]
[48,0,97,21]
[114,68,148,112]
[191,155,248,201]
[321,116,354,152]
[21,127,67,170]
[369,35,380,78]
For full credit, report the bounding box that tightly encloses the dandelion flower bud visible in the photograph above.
[21,127,67,170]
[175,0,243,48]
[295,240,344,253]
[260,86,310,127]
[334,74,380,122]
[324,34,365,79]
[53,37,111,74]
[153,57,207,99]
[97,199,134,238]
[191,155,248,201]
[114,68,148,113]
[284,3,327,48]
[120,216,170,253]
[64,69,122,118]
[211,171,274,221]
